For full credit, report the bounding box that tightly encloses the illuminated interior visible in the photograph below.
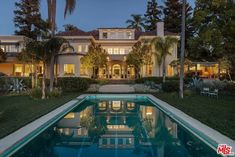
[64,64,75,75]
[64,112,75,119]
[112,101,121,111]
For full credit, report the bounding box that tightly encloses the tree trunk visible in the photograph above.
[49,55,55,92]
[51,0,56,36]
[42,63,46,99]
[218,62,220,80]
[163,58,166,83]
[158,64,161,77]
[179,0,186,99]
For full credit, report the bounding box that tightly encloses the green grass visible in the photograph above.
[0,92,79,138]
[153,92,235,140]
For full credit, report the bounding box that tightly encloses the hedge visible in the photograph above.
[57,77,89,92]
[135,76,191,84]
[0,77,32,92]
[162,80,179,92]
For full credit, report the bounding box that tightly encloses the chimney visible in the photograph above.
[156,22,164,37]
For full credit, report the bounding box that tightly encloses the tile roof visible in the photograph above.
[57,28,179,40]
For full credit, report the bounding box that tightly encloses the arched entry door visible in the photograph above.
[112,64,121,79]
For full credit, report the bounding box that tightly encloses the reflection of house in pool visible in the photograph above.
[55,106,93,146]
[96,101,137,148]
[54,101,178,149]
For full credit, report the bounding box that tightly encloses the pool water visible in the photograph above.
[12,98,219,157]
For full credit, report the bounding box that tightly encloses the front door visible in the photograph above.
[112,64,121,79]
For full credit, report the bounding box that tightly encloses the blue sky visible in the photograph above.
[0,0,195,35]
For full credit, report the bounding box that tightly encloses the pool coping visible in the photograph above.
[0,94,234,156]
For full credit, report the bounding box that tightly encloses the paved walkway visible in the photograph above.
[99,84,135,93]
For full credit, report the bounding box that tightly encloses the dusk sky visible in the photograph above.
[0,0,195,35]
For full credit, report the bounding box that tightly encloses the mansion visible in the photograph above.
[0,22,219,79]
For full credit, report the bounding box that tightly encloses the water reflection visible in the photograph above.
[13,99,219,157]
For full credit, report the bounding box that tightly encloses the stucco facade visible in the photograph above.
[0,22,179,79]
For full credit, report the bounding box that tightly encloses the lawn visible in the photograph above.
[153,92,235,140]
[0,92,79,138]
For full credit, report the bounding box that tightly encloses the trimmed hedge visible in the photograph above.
[57,77,89,92]
[135,76,190,84]
[162,80,179,92]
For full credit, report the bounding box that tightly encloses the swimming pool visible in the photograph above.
[0,94,229,157]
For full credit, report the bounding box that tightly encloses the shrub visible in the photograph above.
[162,80,179,92]
[135,76,189,84]
[0,77,31,92]
[135,77,163,84]
[57,77,89,92]
[29,88,42,99]
[223,82,235,95]
[48,88,62,98]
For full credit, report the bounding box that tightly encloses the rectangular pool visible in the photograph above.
[4,95,221,157]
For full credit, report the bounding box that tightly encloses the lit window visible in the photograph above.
[64,64,75,75]
[108,48,112,54]
[64,112,75,119]
[120,48,125,54]
[0,46,4,52]
[14,64,23,76]
[127,32,132,39]
[78,45,82,52]
[146,107,153,115]
[103,32,108,39]
[112,101,121,110]
[113,48,118,54]
[85,45,88,52]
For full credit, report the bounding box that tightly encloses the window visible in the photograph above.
[103,32,108,39]
[113,48,118,54]
[127,32,132,39]
[14,64,23,76]
[108,48,113,54]
[85,45,88,52]
[78,45,82,52]
[64,64,75,75]
[120,48,125,54]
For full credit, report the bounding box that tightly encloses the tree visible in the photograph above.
[46,0,77,92]
[126,42,144,79]
[80,42,108,79]
[25,40,48,99]
[0,48,6,63]
[63,24,78,31]
[163,0,192,33]
[151,37,178,82]
[144,0,162,31]
[47,0,77,35]
[14,0,47,40]
[126,14,146,31]
[45,37,70,92]
[179,0,186,99]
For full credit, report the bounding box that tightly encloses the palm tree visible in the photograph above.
[126,14,145,31]
[45,37,70,92]
[47,0,77,35]
[151,37,178,82]
[179,0,186,99]
[47,0,77,91]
